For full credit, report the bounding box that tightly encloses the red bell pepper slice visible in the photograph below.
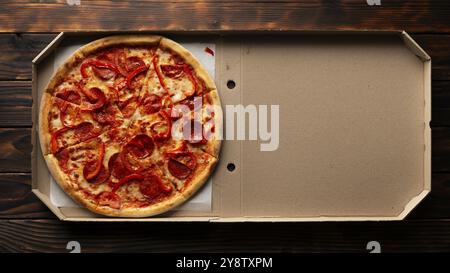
[152,55,169,94]
[126,64,148,89]
[83,142,105,181]
[150,110,172,141]
[112,173,144,192]
[79,87,107,111]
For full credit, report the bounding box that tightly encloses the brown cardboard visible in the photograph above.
[32,31,431,222]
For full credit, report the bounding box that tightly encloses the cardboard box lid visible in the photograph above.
[32,31,431,221]
[214,31,430,220]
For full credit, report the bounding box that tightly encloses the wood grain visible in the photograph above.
[1,219,450,252]
[0,129,31,173]
[0,174,52,219]
[0,34,56,80]
[412,35,450,81]
[408,173,450,219]
[0,1,449,33]
[0,82,32,127]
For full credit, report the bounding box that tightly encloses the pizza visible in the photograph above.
[38,35,222,217]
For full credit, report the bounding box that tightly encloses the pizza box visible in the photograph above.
[31,31,431,222]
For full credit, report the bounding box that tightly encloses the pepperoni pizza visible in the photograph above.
[39,35,221,217]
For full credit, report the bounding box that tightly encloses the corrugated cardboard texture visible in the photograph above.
[33,32,430,221]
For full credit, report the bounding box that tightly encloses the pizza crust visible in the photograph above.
[45,154,96,208]
[159,37,216,92]
[39,35,221,218]
[39,92,54,155]
[93,192,188,218]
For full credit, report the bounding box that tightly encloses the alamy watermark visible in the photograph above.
[171,96,279,152]
[366,0,381,6]
[66,241,81,253]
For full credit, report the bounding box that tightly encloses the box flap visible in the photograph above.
[214,33,430,219]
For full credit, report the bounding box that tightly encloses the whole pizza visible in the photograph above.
[39,35,221,217]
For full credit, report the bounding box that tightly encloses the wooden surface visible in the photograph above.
[1,0,450,253]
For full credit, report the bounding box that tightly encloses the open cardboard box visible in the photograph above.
[32,31,431,222]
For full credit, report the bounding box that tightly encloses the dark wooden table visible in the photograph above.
[1,0,450,253]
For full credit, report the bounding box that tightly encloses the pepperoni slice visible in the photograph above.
[168,158,192,179]
[139,174,172,199]
[73,122,96,142]
[87,165,110,184]
[83,159,101,181]
[118,134,154,173]
[117,96,139,118]
[141,94,161,114]
[96,191,121,209]
[108,153,120,174]
[129,72,146,90]
[56,89,81,105]
[160,64,184,79]
[125,56,145,72]
[83,142,105,181]
[92,103,122,126]
[55,148,70,171]
[80,87,107,111]
[126,65,148,89]
[167,151,197,179]
[109,152,131,179]
[125,134,155,159]
[92,66,116,80]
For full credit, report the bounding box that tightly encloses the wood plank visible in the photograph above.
[412,35,450,81]
[0,174,52,219]
[0,82,32,127]
[0,128,31,173]
[0,219,450,252]
[0,34,56,80]
[0,1,449,33]
[431,81,450,127]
